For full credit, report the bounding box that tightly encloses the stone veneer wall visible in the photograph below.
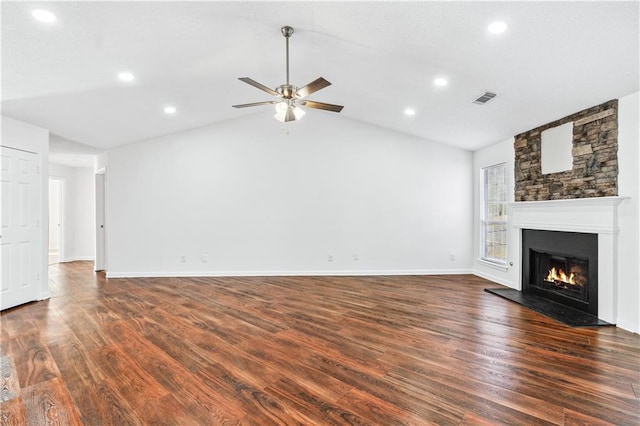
[514,99,618,201]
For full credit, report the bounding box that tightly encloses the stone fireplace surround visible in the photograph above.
[509,196,626,324]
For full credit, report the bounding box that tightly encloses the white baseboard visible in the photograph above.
[472,269,515,288]
[615,319,639,334]
[106,268,473,279]
[59,256,95,263]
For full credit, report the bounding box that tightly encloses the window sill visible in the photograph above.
[477,258,509,272]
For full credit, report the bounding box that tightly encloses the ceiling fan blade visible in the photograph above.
[238,77,279,97]
[296,77,331,98]
[299,100,344,113]
[232,101,278,109]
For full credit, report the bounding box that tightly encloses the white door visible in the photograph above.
[1,146,41,310]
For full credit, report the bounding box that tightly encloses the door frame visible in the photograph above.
[48,177,65,264]
[95,168,107,271]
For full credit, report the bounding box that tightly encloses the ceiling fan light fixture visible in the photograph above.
[275,101,288,113]
[293,106,306,120]
[274,104,305,122]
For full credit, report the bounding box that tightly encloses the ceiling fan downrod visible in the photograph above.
[281,26,294,86]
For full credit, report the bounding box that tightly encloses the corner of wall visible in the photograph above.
[472,138,516,288]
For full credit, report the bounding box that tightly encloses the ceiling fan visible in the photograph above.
[232,26,344,123]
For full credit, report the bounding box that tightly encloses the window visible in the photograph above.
[481,163,507,264]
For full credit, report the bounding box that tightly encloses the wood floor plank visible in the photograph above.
[302,353,466,424]
[563,408,617,426]
[9,333,61,388]
[0,355,21,403]
[235,331,353,403]
[21,377,83,426]
[450,345,639,424]
[459,411,506,426]
[0,302,48,339]
[1,261,639,425]
[335,387,427,426]
[133,393,206,426]
[100,321,243,424]
[63,302,116,351]
[90,343,168,410]
[0,396,27,425]
[388,362,565,424]
[264,377,371,425]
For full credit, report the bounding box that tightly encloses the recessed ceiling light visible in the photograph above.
[164,106,177,114]
[488,21,508,34]
[404,108,416,116]
[32,9,57,23]
[434,77,448,87]
[118,72,135,82]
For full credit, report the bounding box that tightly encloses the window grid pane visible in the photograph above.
[482,163,507,263]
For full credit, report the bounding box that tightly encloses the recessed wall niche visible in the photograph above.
[514,99,618,201]
[541,122,573,174]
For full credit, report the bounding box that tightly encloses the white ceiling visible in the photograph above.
[2,1,638,153]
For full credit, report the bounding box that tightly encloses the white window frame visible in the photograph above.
[481,162,508,265]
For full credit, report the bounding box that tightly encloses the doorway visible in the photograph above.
[48,177,65,264]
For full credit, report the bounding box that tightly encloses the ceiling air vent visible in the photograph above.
[472,91,497,105]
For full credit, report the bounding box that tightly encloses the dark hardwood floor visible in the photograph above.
[1,261,639,425]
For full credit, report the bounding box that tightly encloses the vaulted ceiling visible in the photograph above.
[2,1,638,153]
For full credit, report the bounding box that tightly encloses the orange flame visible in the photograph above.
[545,267,576,284]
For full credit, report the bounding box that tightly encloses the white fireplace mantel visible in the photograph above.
[508,196,628,323]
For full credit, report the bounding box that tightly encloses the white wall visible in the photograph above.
[1,115,50,301]
[617,91,639,332]
[105,113,474,277]
[472,92,640,333]
[74,167,96,259]
[49,163,95,261]
[472,138,516,286]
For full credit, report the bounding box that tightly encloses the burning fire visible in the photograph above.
[545,267,575,284]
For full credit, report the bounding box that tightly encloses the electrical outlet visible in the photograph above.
[328,254,334,262]
[180,255,186,263]
[353,253,359,261]
[201,254,208,263]
[449,253,455,261]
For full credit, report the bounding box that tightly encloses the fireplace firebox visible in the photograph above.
[522,229,598,316]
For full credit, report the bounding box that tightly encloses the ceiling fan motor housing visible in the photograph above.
[277,84,297,99]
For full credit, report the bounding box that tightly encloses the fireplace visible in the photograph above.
[522,229,598,316]
[508,197,625,324]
